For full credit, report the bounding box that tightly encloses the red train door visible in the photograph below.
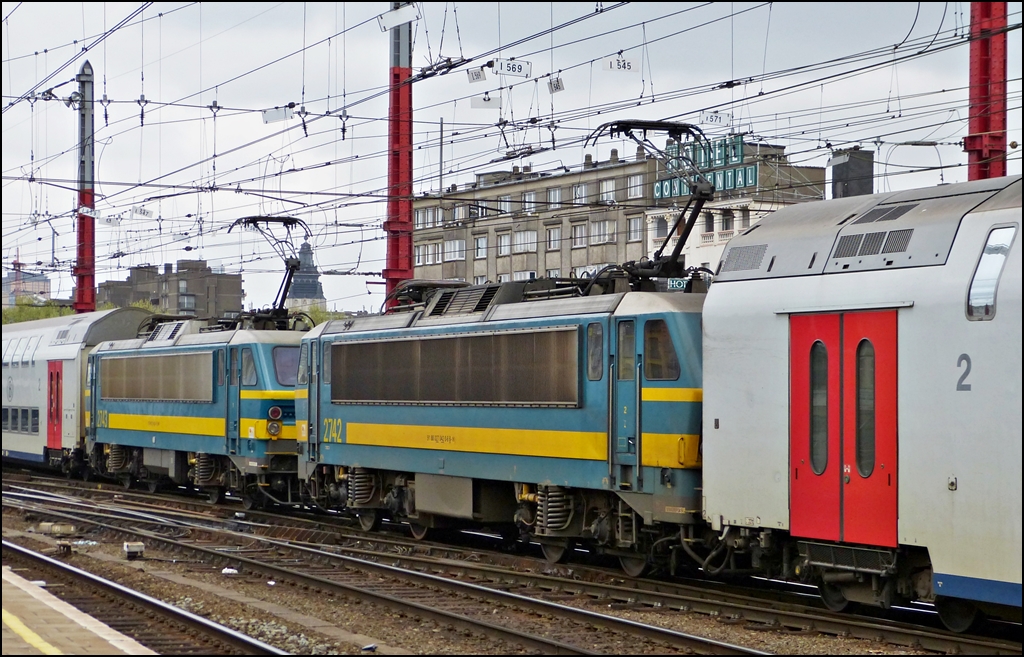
[842,311,898,547]
[46,360,63,450]
[789,314,841,542]
[790,311,898,548]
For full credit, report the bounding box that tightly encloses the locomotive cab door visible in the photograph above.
[789,310,898,547]
[612,319,641,490]
[46,360,63,452]
[226,347,240,454]
[306,341,320,461]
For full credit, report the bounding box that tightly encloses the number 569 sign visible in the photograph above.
[494,58,532,78]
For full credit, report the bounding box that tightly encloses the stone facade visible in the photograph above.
[284,241,327,312]
[97,260,244,318]
[2,261,51,308]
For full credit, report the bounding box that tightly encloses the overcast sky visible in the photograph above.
[2,2,1021,311]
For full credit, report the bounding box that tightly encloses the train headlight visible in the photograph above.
[267,421,282,437]
[268,406,283,420]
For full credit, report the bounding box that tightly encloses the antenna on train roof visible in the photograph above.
[586,120,715,286]
[228,216,313,329]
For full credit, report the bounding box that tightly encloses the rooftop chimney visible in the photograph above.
[830,147,874,198]
[610,149,619,163]
[584,153,594,168]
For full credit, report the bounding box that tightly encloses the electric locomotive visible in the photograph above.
[297,277,705,574]
[703,174,1021,630]
[88,315,305,506]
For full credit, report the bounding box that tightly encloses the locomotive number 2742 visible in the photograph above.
[322,418,344,443]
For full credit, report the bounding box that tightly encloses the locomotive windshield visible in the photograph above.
[273,346,301,387]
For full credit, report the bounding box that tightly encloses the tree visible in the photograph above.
[1,298,73,324]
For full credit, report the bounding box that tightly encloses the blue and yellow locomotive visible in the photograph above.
[297,278,704,572]
[88,316,304,506]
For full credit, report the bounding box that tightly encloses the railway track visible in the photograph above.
[5,474,1022,655]
[3,491,759,655]
[2,539,287,655]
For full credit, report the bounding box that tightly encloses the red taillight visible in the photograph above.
[268,406,282,420]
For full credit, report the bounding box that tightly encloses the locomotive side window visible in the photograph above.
[216,350,225,386]
[296,344,309,386]
[230,349,239,386]
[273,346,300,386]
[587,323,604,381]
[643,319,681,381]
[617,321,635,380]
[241,348,258,386]
[856,339,876,477]
[331,328,578,406]
[967,225,1017,320]
[809,341,828,475]
[322,342,332,385]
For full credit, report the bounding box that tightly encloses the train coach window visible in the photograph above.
[241,348,258,386]
[644,320,681,381]
[617,321,635,380]
[273,347,300,387]
[30,409,39,434]
[587,324,604,381]
[2,408,8,430]
[296,344,309,386]
[856,339,876,478]
[810,341,829,475]
[20,408,29,432]
[967,225,1017,321]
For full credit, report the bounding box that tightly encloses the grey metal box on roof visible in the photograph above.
[323,313,416,335]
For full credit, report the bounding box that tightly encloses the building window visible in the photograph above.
[655,216,668,238]
[522,191,536,213]
[740,208,751,229]
[721,210,734,231]
[496,273,509,283]
[572,183,586,205]
[178,279,187,294]
[498,195,512,214]
[178,294,196,311]
[547,187,562,210]
[474,275,488,285]
[474,236,488,259]
[571,223,587,248]
[453,204,466,222]
[627,174,644,199]
[628,217,643,242]
[546,268,561,279]
[513,230,537,254]
[546,226,561,250]
[590,220,614,245]
[414,243,442,265]
[497,233,511,256]
[512,271,536,281]
[599,179,616,203]
[414,207,437,229]
[443,239,466,262]
[703,212,715,234]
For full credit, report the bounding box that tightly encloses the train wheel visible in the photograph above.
[818,582,849,612]
[541,539,573,564]
[119,475,133,491]
[357,509,381,532]
[205,487,222,505]
[409,523,430,541]
[619,555,649,578]
[146,480,160,494]
[936,597,981,633]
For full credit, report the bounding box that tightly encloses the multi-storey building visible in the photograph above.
[412,147,657,283]
[413,137,824,284]
[96,259,244,318]
[645,137,826,274]
[1,260,51,308]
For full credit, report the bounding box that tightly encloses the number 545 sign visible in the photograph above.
[603,57,635,72]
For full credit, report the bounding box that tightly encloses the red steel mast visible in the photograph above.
[383,2,414,302]
[964,2,1007,181]
[73,60,96,313]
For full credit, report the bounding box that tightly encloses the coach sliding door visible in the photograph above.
[789,310,898,548]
